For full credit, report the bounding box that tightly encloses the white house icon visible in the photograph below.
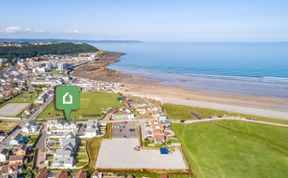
[63,92,73,104]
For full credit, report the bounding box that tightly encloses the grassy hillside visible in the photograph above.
[37,92,122,121]
[163,103,288,124]
[172,121,288,178]
[0,42,98,60]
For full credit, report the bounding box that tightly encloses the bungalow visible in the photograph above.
[9,134,28,146]
[135,104,147,114]
[84,121,101,137]
[35,170,48,178]
[111,113,135,120]
[9,139,19,146]
[159,116,168,123]
[74,170,87,178]
[51,156,74,168]
[0,148,9,163]
[0,132,7,142]
[12,145,26,156]
[47,171,69,178]
[8,155,24,165]
[144,119,166,144]
[1,164,18,177]
[22,124,39,134]
[59,138,76,151]
[85,128,99,137]
[54,150,72,158]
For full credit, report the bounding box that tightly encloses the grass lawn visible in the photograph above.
[172,121,288,178]
[0,92,36,108]
[0,121,18,132]
[84,123,112,172]
[8,92,36,103]
[37,92,122,121]
[27,134,40,145]
[163,103,288,124]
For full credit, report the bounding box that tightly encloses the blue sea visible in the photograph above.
[91,42,288,98]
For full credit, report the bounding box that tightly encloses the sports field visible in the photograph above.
[172,121,288,178]
[37,92,122,120]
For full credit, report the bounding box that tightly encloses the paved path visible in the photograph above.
[171,117,288,128]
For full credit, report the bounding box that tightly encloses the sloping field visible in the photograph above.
[172,120,288,178]
[37,92,121,120]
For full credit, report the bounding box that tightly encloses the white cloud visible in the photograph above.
[64,29,80,34]
[1,26,30,33]
[0,26,80,34]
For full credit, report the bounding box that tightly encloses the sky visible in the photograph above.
[0,0,288,42]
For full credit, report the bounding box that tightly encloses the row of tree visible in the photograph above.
[0,42,98,60]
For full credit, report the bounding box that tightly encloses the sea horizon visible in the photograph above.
[91,42,288,98]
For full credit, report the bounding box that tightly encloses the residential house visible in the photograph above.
[144,119,166,144]
[135,104,147,114]
[22,124,39,133]
[111,113,135,120]
[9,139,19,146]
[74,170,87,178]
[0,132,6,142]
[84,121,101,137]
[35,170,49,178]
[54,150,72,158]
[0,148,9,163]
[159,116,168,123]
[1,164,18,178]
[9,134,28,146]
[51,156,74,168]
[8,155,24,165]
[12,145,26,156]
[47,171,69,178]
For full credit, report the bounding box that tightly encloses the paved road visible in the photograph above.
[0,97,53,148]
[171,116,288,127]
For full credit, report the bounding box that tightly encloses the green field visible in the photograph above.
[0,92,36,107]
[37,92,121,120]
[163,103,288,124]
[172,121,288,178]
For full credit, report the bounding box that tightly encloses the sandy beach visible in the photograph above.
[73,52,288,120]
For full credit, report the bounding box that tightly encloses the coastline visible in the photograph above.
[73,51,288,120]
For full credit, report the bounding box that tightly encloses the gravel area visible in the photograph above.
[96,138,188,170]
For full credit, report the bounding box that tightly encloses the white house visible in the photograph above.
[51,157,74,168]
[85,128,97,137]
[22,124,39,134]
[9,139,19,146]
[0,148,8,163]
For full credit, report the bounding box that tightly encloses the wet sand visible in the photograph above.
[73,52,288,120]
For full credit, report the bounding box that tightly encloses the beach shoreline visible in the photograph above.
[73,51,288,120]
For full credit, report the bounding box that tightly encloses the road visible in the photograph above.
[0,97,53,148]
[171,116,288,127]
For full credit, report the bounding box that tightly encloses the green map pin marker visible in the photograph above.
[55,86,80,121]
